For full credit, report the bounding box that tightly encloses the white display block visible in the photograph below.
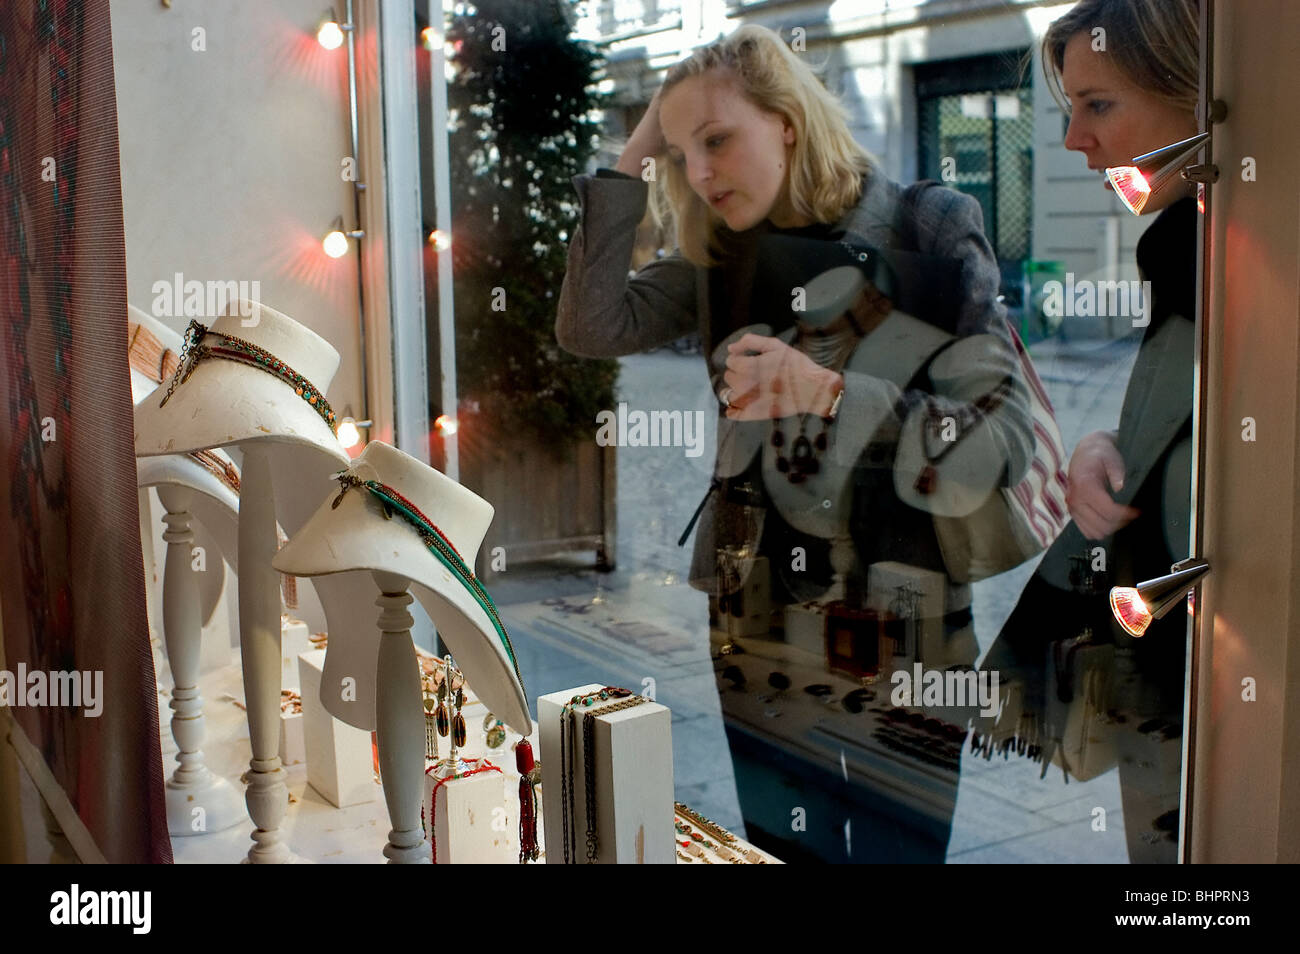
[279,709,305,766]
[539,684,674,864]
[783,600,826,657]
[298,649,376,808]
[281,616,311,688]
[866,562,947,668]
[423,768,514,864]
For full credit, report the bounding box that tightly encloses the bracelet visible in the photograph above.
[825,386,845,420]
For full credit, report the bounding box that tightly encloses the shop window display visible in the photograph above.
[0,0,1218,870]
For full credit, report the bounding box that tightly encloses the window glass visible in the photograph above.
[420,0,1202,863]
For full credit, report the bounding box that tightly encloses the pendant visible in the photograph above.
[453,712,467,748]
[435,703,450,737]
[487,724,506,748]
[814,431,827,452]
[771,429,785,449]
[775,456,790,473]
[791,435,813,463]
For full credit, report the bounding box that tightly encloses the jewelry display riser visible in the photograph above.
[538,684,674,864]
[298,648,376,808]
[423,768,515,863]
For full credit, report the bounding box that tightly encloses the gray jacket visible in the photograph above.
[556,161,1034,606]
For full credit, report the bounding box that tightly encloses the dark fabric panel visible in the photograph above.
[0,0,171,863]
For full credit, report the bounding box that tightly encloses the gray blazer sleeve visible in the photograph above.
[832,186,1035,492]
[555,172,699,358]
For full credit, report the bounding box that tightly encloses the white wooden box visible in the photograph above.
[279,709,305,766]
[281,616,312,687]
[423,768,514,864]
[539,684,673,864]
[298,649,376,808]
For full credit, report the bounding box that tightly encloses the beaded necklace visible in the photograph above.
[160,319,338,429]
[330,473,525,697]
[770,311,862,484]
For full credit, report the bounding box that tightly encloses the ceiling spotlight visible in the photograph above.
[1110,558,1211,637]
[1105,132,1212,215]
[427,229,452,251]
[434,414,459,436]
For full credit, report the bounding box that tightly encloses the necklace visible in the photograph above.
[515,739,541,863]
[770,313,861,484]
[331,473,526,697]
[187,449,241,494]
[583,695,647,861]
[422,758,502,862]
[558,687,644,863]
[161,319,337,429]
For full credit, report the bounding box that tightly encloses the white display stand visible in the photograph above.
[297,648,377,809]
[424,766,514,863]
[154,482,245,838]
[538,684,674,864]
[272,440,533,864]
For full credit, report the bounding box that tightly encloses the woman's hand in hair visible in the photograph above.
[615,86,666,179]
[722,333,843,421]
[1066,429,1140,539]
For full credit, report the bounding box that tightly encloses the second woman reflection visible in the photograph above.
[557,24,1039,862]
[978,0,1200,864]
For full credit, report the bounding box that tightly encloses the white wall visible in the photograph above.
[110,0,366,420]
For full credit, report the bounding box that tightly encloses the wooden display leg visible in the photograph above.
[237,445,292,863]
[156,485,243,837]
[372,570,429,864]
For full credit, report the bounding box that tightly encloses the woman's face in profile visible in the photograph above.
[659,69,806,231]
[1060,31,1199,214]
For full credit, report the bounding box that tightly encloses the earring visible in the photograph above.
[452,686,467,748]
[435,678,450,738]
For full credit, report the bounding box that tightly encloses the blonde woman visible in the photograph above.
[557,24,1035,862]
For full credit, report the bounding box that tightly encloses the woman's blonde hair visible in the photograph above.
[650,24,873,267]
[1041,0,1199,114]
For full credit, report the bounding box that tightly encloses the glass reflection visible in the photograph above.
[512,0,1201,863]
